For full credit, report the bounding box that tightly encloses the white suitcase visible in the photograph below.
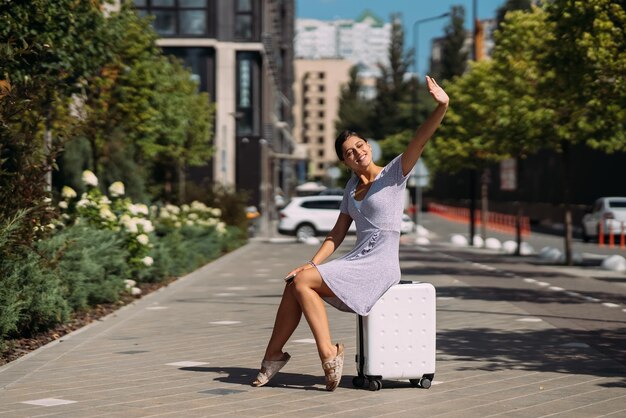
[354,281,436,391]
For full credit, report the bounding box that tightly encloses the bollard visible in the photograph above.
[609,222,615,248]
[621,222,625,250]
[599,218,605,247]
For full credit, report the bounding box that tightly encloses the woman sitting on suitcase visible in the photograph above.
[253,75,449,391]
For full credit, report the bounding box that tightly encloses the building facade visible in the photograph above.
[293,59,353,180]
[295,10,391,78]
[132,0,295,207]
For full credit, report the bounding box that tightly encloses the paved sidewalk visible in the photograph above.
[1,234,625,417]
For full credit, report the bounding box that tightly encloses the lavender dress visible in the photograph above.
[316,154,411,316]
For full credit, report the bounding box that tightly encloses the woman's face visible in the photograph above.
[341,136,371,171]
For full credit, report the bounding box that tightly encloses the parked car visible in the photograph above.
[278,196,355,239]
[581,197,626,242]
[278,195,414,239]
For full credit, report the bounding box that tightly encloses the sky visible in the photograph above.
[296,0,508,77]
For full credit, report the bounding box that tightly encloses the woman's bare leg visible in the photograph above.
[292,268,339,362]
[263,284,302,360]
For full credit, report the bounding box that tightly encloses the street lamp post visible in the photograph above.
[411,12,450,224]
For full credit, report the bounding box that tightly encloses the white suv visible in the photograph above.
[278,195,356,239]
[278,195,415,239]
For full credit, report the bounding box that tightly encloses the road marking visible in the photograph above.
[215,293,236,297]
[433,249,625,314]
[517,318,543,322]
[166,361,208,367]
[22,398,77,407]
[209,321,241,325]
[293,338,316,344]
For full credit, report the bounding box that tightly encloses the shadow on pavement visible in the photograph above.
[435,284,626,306]
[437,326,626,387]
[180,366,327,391]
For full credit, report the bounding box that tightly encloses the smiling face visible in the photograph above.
[341,135,371,171]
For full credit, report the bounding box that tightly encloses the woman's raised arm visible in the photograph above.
[401,76,449,176]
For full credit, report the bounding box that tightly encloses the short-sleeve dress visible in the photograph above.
[316,154,411,316]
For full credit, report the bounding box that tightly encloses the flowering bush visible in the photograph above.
[56,170,234,279]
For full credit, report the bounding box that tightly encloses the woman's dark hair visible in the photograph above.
[335,130,367,161]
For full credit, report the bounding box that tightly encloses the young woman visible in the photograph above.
[253,76,449,391]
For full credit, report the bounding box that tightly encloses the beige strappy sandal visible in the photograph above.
[252,352,291,387]
[322,343,344,391]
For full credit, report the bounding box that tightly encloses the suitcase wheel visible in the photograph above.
[410,377,433,389]
[368,379,382,391]
[352,376,366,388]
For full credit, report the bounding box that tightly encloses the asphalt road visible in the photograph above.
[413,214,626,367]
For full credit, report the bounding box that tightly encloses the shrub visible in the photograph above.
[37,224,130,310]
[0,212,69,344]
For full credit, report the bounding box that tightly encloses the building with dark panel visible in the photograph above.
[132,0,296,210]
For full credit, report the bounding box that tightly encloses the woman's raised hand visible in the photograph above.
[426,75,449,107]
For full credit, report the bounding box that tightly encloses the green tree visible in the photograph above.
[432,5,468,82]
[537,0,626,264]
[0,0,111,242]
[496,0,533,29]
[335,66,373,138]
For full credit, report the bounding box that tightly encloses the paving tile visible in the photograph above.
[0,239,624,417]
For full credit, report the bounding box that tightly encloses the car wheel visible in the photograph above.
[296,224,316,240]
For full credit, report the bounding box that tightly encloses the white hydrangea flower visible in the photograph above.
[216,222,227,234]
[47,223,56,230]
[99,206,116,222]
[142,256,154,267]
[188,213,198,220]
[109,181,125,197]
[128,203,149,216]
[185,220,193,226]
[76,198,90,208]
[174,221,182,228]
[82,170,98,187]
[191,201,207,211]
[211,208,222,217]
[181,204,190,212]
[100,196,112,205]
[59,201,68,209]
[136,234,149,245]
[137,218,154,233]
[159,209,171,219]
[165,204,180,215]
[122,217,138,234]
[61,186,77,199]
[43,197,52,204]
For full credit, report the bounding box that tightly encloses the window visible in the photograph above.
[318,137,324,144]
[318,124,324,131]
[318,150,324,157]
[236,52,261,135]
[303,136,309,143]
[318,163,325,170]
[319,85,325,92]
[133,0,213,37]
[301,200,341,210]
[304,98,309,105]
[318,111,324,118]
[318,98,324,105]
[319,72,325,79]
[303,111,309,118]
[235,0,254,40]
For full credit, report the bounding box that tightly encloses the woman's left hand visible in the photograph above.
[426,75,449,107]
